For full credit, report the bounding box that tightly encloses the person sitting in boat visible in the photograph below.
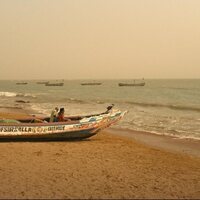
[50,107,59,122]
[57,107,65,122]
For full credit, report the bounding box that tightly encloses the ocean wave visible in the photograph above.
[164,87,200,95]
[0,106,22,109]
[125,101,200,112]
[30,104,50,115]
[64,98,88,104]
[0,92,17,97]
[17,93,36,98]
[163,87,198,91]
[61,97,105,105]
[0,91,36,98]
[116,126,200,140]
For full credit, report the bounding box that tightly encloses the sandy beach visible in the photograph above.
[0,109,200,199]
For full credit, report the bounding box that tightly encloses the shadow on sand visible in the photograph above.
[0,137,92,143]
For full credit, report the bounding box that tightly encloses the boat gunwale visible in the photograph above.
[0,120,80,127]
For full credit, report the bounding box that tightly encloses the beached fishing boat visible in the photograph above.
[0,109,127,140]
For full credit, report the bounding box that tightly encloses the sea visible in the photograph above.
[0,79,200,140]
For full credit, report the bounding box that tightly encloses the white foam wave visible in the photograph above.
[0,92,17,97]
[117,125,200,141]
[22,93,36,98]
[30,104,50,115]
[0,91,36,98]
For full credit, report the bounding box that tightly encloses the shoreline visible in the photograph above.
[0,107,199,158]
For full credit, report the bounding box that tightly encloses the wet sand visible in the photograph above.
[109,127,200,158]
[0,110,200,199]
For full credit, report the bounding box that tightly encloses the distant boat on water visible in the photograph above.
[16,82,28,85]
[36,81,49,84]
[118,79,145,87]
[118,82,145,86]
[45,82,64,86]
[81,82,102,86]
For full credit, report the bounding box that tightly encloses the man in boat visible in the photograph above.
[50,107,59,122]
[57,107,65,122]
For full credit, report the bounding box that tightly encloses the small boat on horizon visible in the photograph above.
[16,82,28,85]
[118,79,145,87]
[0,108,127,141]
[81,82,102,86]
[45,82,64,86]
[36,81,49,84]
[118,82,145,86]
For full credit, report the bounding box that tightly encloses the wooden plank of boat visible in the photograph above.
[0,109,127,141]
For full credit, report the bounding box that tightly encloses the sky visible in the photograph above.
[0,0,200,80]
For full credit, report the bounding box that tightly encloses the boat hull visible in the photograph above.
[0,128,97,141]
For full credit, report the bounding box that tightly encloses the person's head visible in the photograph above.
[60,108,65,113]
[55,107,59,112]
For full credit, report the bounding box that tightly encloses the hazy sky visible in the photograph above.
[0,0,200,79]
